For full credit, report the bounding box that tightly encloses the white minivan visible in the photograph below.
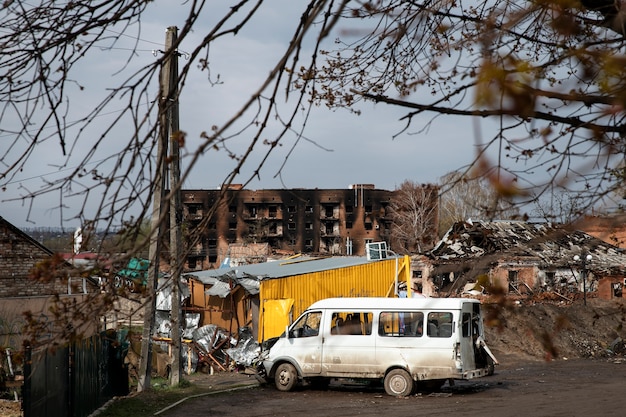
[259,297,498,396]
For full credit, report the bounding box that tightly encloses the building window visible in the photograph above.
[508,270,519,285]
[188,258,197,269]
[188,204,202,215]
[305,222,313,230]
[305,205,313,213]
[246,204,257,218]
[290,238,296,247]
[346,221,353,229]
[365,222,373,230]
[288,222,296,230]
[269,205,277,217]
[346,205,353,213]
[305,239,313,246]
[208,239,217,248]
[209,254,217,263]
[287,205,297,213]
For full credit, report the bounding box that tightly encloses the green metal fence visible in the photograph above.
[23,331,129,417]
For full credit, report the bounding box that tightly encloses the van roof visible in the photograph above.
[306,297,480,310]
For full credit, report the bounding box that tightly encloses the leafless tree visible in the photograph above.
[439,171,520,234]
[389,180,438,253]
[5,0,626,390]
[532,190,587,224]
[306,0,626,217]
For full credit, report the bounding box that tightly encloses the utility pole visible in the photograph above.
[138,26,179,392]
[167,25,183,386]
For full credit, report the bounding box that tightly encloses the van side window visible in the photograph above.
[330,312,373,335]
[378,311,424,337]
[427,312,453,338]
[290,311,322,338]
[462,313,472,337]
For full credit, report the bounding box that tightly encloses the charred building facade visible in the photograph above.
[181,184,437,270]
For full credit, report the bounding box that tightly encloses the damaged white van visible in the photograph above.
[259,297,498,396]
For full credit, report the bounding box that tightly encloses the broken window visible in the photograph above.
[245,204,257,218]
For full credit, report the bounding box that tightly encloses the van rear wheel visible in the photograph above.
[384,369,414,397]
[275,363,298,392]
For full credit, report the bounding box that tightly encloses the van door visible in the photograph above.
[284,310,323,375]
[321,311,376,376]
[460,302,477,371]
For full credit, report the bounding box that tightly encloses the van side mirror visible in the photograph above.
[290,328,303,338]
[285,325,290,338]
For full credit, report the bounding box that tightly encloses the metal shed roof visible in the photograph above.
[185,256,385,284]
[184,255,404,298]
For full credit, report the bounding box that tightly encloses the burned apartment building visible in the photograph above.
[180,184,438,270]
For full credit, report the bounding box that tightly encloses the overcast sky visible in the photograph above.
[1,2,482,229]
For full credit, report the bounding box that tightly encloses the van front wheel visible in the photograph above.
[275,363,298,392]
[384,369,414,397]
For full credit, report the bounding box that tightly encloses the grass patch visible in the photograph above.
[95,378,206,417]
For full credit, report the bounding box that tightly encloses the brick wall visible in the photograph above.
[0,221,68,298]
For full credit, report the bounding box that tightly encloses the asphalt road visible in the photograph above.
[157,355,626,417]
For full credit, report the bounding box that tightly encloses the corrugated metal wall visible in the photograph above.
[259,256,411,340]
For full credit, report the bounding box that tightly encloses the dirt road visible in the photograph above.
[157,354,626,417]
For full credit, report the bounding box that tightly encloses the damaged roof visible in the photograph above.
[184,255,392,297]
[430,220,626,274]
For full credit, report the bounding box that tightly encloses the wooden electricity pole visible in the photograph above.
[167,25,183,386]
[138,26,180,392]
